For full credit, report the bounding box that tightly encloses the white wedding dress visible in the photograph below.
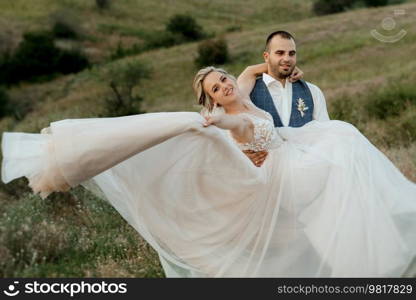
[2,110,416,277]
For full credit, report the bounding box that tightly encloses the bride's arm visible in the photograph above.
[203,114,254,143]
[237,63,268,97]
[237,63,304,97]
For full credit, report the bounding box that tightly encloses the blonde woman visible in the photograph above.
[2,64,416,277]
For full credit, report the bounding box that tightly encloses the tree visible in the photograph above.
[96,0,111,10]
[166,14,205,41]
[100,60,151,117]
[195,38,229,67]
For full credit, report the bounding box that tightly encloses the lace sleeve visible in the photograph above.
[234,114,283,152]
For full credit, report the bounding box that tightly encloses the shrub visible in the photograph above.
[50,9,83,40]
[8,31,62,83]
[329,96,360,124]
[0,31,89,85]
[195,38,229,67]
[363,0,389,6]
[96,0,111,10]
[144,31,184,50]
[56,48,90,75]
[166,14,205,41]
[365,83,416,120]
[0,86,11,118]
[0,85,38,121]
[396,117,416,146]
[100,60,151,117]
[52,21,78,39]
[226,25,242,33]
[313,0,357,15]
[313,0,406,15]
[383,113,416,147]
[110,42,145,60]
[0,31,15,56]
[0,52,12,86]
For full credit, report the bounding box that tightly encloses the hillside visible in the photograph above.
[0,0,314,62]
[0,1,415,277]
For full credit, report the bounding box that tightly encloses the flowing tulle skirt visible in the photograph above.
[2,112,416,277]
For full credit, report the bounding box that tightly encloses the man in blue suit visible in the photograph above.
[249,31,330,165]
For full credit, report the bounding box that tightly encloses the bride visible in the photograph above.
[2,64,416,277]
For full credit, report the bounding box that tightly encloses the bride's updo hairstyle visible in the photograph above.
[193,66,236,116]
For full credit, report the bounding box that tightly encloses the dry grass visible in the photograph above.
[0,0,315,62]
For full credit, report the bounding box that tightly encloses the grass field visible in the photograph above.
[0,0,314,62]
[0,0,415,277]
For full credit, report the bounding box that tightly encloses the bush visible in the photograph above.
[96,0,111,10]
[0,31,15,56]
[313,0,358,15]
[8,31,62,82]
[329,95,361,125]
[56,48,90,75]
[52,21,78,39]
[144,31,185,50]
[109,31,187,61]
[383,113,416,147]
[0,86,11,118]
[0,31,89,85]
[100,60,151,117]
[110,42,145,60]
[313,0,405,15]
[365,83,416,120]
[0,85,38,121]
[0,52,12,85]
[50,9,83,40]
[166,14,205,41]
[195,38,229,67]
[363,0,389,6]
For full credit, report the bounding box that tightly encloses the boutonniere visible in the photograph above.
[296,98,309,117]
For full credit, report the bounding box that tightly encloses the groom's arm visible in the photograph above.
[307,83,330,121]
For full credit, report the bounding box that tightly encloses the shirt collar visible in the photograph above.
[262,73,290,88]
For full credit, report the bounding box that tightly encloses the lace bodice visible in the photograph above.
[233,111,283,152]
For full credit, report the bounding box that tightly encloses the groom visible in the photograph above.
[247,30,330,166]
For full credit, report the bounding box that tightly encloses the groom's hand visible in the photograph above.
[288,66,303,83]
[243,150,268,167]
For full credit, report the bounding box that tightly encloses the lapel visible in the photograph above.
[259,80,283,127]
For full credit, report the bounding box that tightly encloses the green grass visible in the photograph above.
[0,187,163,277]
[0,0,315,63]
[1,0,416,277]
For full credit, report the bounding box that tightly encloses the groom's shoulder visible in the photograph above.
[303,80,323,94]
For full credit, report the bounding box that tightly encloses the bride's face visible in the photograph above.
[202,71,238,107]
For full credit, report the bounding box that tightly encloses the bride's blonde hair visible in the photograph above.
[193,66,236,115]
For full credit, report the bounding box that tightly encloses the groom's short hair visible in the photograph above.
[265,31,295,52]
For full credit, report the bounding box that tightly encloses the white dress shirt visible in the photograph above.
[262,73,330,126]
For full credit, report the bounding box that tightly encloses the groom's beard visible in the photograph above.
[270,64,296,80]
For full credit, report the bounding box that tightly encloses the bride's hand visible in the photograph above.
[203,115,229,129]
[288,66,304,83]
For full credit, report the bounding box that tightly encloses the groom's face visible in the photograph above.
[263,36,297,80]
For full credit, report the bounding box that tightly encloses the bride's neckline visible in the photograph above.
[238,111,271,122]
[225,102,271,121]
